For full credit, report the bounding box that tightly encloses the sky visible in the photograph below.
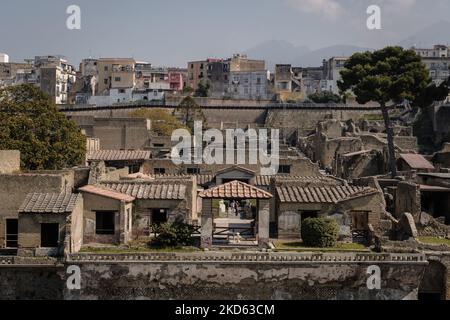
[1,0,449,67]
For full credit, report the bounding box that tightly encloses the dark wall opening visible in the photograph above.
[95,212,116,235]
[41,223,59,248]
[6,219,18,248]
[419,261,446,300]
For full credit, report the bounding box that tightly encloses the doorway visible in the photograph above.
[152,209,168,225]
[351,211,370,244]
[6,219,18,248]
[41,223,59,248]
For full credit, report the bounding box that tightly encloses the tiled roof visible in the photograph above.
[276,186,378,204]
[199,180,273,199]
[87,150,151,161]
[152,174,214,185]
[215,166,256,176]
[79,185,135,202]
[99,182,186,200]
[195,175,215,185]
[254,175,339,186]
[399,154,435,170]
[19,192,81,214]
[419,185,450,192]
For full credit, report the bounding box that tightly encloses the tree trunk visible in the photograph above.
[381,104,397,178]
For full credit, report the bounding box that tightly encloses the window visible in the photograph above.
[104,66,108,71]
[119,89,125,94]
[299,211,319,221]
[278,165,291,174]
[187,167,200,174]
[104,79,108,85]
[41,223,59,247]
[153,143,165,148]
[154,168,166,174]
[96,212,115,235]
[351,211,369,231]
[114,77,121,82]
[6,219,18,248]
[152,209,168,225]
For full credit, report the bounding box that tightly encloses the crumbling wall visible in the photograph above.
[62,254,426,300]
[395,182,421,222]
[0,150,20,174]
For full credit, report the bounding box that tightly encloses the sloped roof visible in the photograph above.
[419,185,450,192]
[276,186,378,204]
[215,166,256,176]
[79,185,135,202]
[199,180,273,199]
[253,175,336,186]
[19,192,82,214]
[399,154,435,170]
[99,182,186,200]
[87,150,151,161]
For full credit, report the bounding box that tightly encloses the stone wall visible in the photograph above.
[0,266,64,300]
[395,182,421,221]
[0,150,20,174]
[1,252,445,300]
[0,171,74,248]
[61,252,426,300]
[69,116,152,150]
[277,192,383,240]
[81,193,132,245]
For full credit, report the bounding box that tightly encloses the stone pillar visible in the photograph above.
[201,198,213,249]
[119,201,127,244]
[258,199,270,248]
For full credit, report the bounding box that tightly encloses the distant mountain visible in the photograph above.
[245,41,372,70]
[296,45,372,67]
[244,40,310,70]
[399,20,450,48]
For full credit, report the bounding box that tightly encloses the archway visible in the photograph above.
[419,260,447,300]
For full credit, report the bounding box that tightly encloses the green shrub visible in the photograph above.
[151,222,195,248]
[301,217,339,248]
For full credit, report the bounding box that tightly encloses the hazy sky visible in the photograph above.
[1,0,449,67]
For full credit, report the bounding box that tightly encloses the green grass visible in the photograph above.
[363,114,384,121]
[274,240,368,252]
[79,241,200,254]
[418,237,450,246]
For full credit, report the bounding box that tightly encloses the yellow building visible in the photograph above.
[97,58,136,94]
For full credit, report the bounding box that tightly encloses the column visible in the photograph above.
[258,199,270,248]
[201,198,213,249]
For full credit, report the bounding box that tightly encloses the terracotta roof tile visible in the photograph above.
[87,150,151,161]
[99,182,186,200]
[276,186,378,203]
[399,154,435,170]
[199,180,273,199]
[253,175,338,186]
[19,192,81,214]
[79,185,135,202]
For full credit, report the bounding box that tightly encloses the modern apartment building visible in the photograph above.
[322,57,348,94]
[413,45,450,85]
[96,58,136,94]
